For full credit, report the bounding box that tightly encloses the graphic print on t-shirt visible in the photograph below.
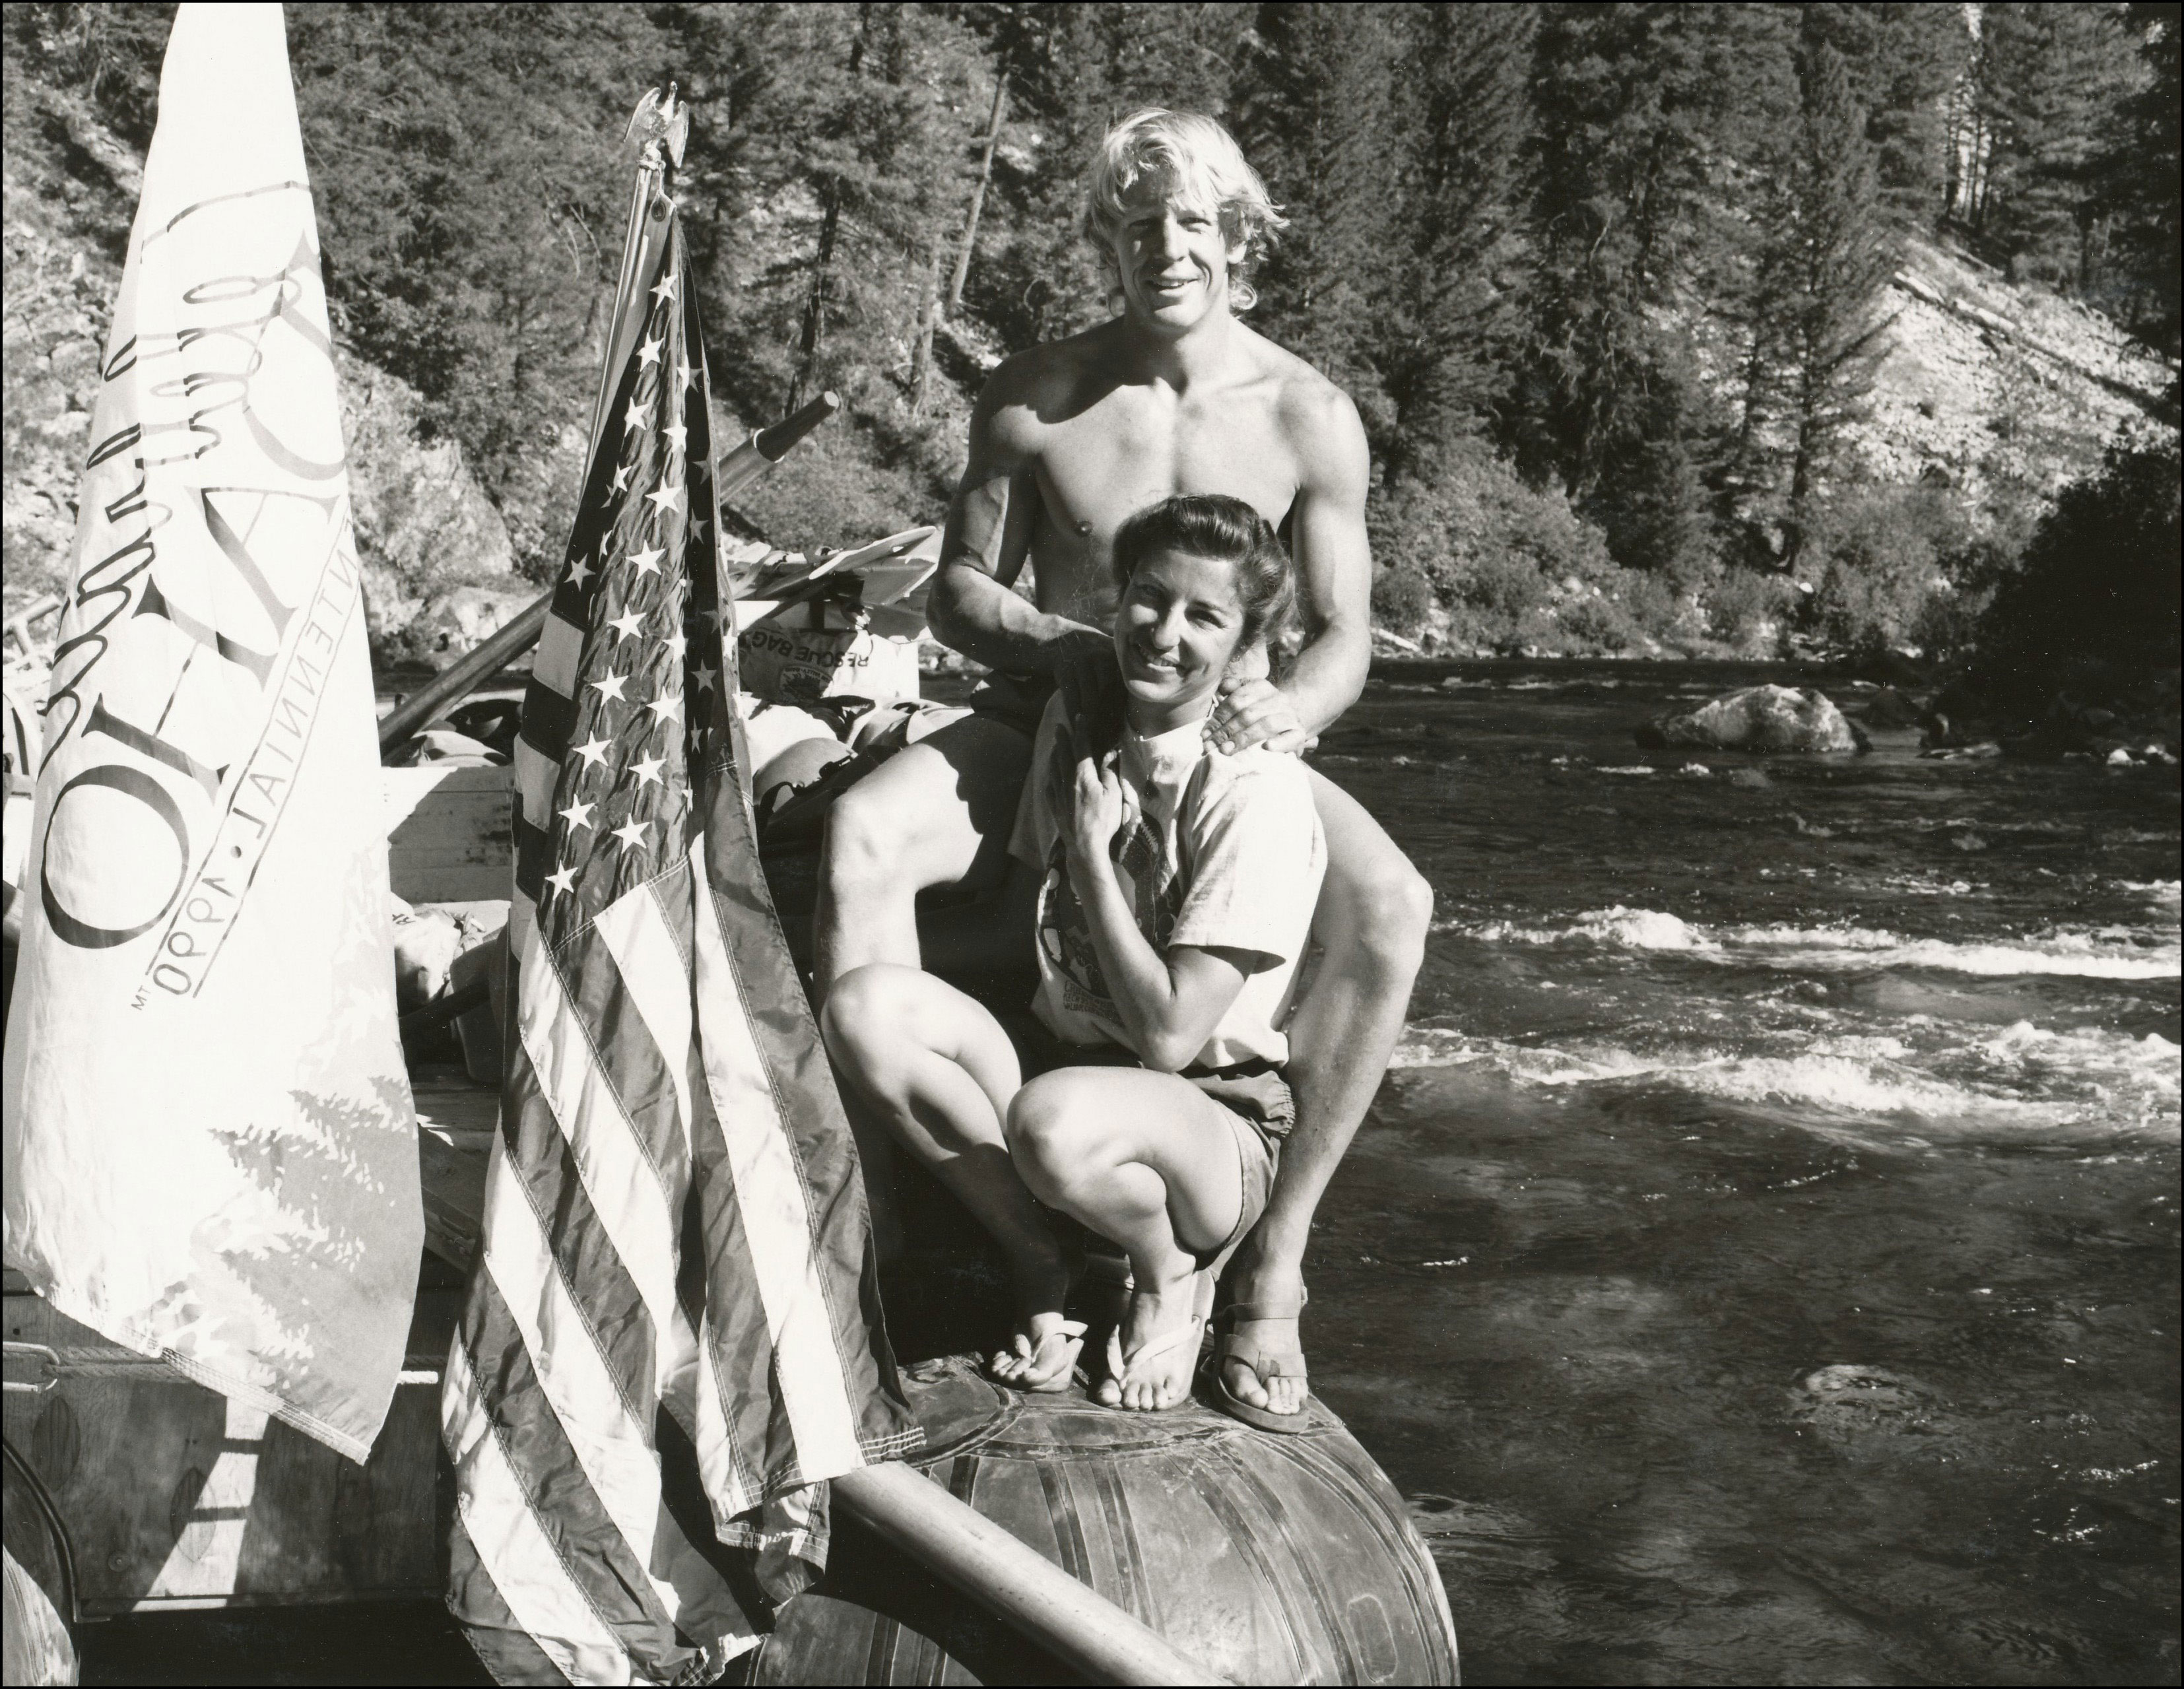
[1036,807,1185,1028]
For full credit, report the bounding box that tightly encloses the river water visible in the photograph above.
[79,661,2178,1686]
[1307,661,2180,1686]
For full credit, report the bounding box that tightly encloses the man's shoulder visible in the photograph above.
[1232,327,1366,469]
[983,323,1121,417]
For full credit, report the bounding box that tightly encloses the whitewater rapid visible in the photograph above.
[1395,885,2181,1141]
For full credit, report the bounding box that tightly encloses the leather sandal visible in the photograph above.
[1203,1288,1313,1434]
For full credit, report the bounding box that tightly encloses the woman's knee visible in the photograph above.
[1005,1074,1099,1196]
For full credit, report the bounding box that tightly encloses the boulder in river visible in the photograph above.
[1636,684,1869,754]
[1861,686,1930,729]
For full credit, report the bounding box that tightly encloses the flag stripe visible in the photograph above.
[447,1513,577,1689]
[515,738,560,834]
[503,1036,659,1417]
[533,611,584,700]
[591,879,698,1150]
[444,1333,642,1686]
[694,1302,762,1522]
[480,1143,673,1587]
[700,778,910,1449]
[516,812,554,904]
[688,838,867,1485]
[554,915,692,1203]
[520,684,579,764]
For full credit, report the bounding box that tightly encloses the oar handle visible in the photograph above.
[832,1462,1230,1685]
[717,391,839,499]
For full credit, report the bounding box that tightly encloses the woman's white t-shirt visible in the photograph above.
[1009,694,1325,1070]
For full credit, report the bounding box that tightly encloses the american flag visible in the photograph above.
[441,210,920,1686]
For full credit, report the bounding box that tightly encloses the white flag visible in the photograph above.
[2,2,420,1463]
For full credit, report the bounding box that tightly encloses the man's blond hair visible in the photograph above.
[1082,109,1286,310]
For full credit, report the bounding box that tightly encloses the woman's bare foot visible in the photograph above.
[1096,1267,1212,1412]
[987,1248,1080,1391]
[989,1310,1087,1391]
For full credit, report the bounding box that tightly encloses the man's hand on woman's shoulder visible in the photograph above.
[1208,673,1311,756]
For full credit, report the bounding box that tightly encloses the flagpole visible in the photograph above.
[583,88,686,488]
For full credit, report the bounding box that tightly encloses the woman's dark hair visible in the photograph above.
[1110,493,1294,648]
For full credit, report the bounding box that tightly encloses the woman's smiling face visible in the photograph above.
[1114,547,1251,729]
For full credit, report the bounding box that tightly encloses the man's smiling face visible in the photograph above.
[1107,176,1245,334]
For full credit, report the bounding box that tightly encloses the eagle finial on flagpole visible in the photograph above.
[624,84,690,173]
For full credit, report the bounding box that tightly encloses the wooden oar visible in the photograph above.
[832,1463,1229,1685]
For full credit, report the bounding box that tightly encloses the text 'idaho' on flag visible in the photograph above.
[440,192,920,1684]
[1,1,421,1463]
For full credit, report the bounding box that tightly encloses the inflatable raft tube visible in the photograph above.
[736,1355,1459,1686]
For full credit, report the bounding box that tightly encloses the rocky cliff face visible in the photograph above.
[1,98,530,676]
[1867,237,2176,501]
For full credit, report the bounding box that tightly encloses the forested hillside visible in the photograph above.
[4,1,2177,667]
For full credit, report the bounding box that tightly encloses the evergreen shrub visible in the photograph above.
[1371,566,1436,638]
[1801,484,2001,657]
[1974,440,2183,684]
[1704,569,1798,655]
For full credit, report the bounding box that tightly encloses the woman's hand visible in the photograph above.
[1063,711,1125,867]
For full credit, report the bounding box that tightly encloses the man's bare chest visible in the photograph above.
[1031,395,1299,541]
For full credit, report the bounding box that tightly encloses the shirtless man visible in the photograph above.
[817,110,1432,1424]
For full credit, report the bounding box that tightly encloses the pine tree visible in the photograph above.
[1979,1,2148,292]
[2110,2,2181,352]
[1796,3,1972,228]
[1377,2,1537,471]
[1228,2,1404,436]
[1772,40,1899,560]
[284,2,663,570]
[1516,1,1798,579]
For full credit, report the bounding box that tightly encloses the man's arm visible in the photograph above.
[1208,383,1373,754]
[926,366,1108,678]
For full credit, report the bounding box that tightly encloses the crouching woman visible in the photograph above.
[821,494,1323,1412]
